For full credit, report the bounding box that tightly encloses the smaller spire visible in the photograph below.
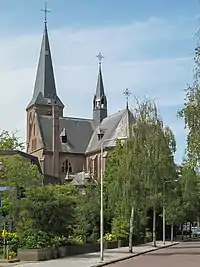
[41,2,51,25]
[123,88,131,109]
[93,52,107,127]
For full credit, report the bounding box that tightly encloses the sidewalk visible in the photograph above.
[4,241,177,267]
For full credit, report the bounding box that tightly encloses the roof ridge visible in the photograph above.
[62,116,93,122]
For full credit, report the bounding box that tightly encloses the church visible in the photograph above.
[26,21,134,184]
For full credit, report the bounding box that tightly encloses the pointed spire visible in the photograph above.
[95,52,106,101]
[27,4,64,110]
[123,88,131,109]
[93,53,107,127]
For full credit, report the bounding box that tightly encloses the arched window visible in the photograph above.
[61,159,72,173]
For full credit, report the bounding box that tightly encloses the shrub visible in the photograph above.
[67,235,84,245]
[51,236,68,247]
[145,230,152,243]
[103,233,117,242]
[19,230,52,249]
[0,230,19,254]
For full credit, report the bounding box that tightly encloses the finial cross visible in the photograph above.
[123,88,131,107]
[41,2,51,24]
[96,52,104,66]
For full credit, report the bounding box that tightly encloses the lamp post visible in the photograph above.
[163,179,178,245]
[100,136,127,262]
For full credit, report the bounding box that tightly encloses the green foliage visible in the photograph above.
[177,41,200,223]
[104,99,177,241]
[0,155,43,188]
[0,130,24,151]
[67,235,84,245]
[16,184,77,237]
[102,233,117,242]
[1,230,19,253]
[19,230,52,249]
[111,216,129,239]
[74,183,100,243]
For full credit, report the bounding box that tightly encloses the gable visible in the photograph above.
[86,108,134,153]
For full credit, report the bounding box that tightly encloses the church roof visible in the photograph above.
[38,115,94,154]
[27,24,64,110]
[86,108,134,153]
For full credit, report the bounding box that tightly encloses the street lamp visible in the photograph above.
[163,179,178,245]
[100,136,127,262]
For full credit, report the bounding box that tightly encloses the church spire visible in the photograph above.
[26,3,64,110]
[93,52,107,128]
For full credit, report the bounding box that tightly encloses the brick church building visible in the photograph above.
[26,21,134,184]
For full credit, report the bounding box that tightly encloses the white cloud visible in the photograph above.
[0,16,197,160]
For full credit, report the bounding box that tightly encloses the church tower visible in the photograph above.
[26,5,64,157]
[93,53,107,128]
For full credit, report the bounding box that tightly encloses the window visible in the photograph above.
[98,133,104,140]
[60,128,67,143]
[97,127,105,140]
[61,159,72,173]
[61,135,67,143]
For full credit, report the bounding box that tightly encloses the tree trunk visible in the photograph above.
[189,222,192,238]
[171,224,174,243]
[129,206,134,253]
[197,215,200,228]
[152,205,156,247]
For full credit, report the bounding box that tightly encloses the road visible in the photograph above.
[107,240,200,267]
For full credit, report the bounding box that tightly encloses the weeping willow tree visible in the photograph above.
[178,33,200,226]
[104,98,176,250]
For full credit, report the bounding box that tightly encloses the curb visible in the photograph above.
[91,242,179,267]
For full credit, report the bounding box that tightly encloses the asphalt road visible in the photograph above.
[107,240,200,267]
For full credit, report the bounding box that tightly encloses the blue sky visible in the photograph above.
[0,0,199,162]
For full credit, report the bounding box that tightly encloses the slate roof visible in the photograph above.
[38,115,94,153]
[27,24,64,110]
[86,108,134,153]
[94,65,106,101]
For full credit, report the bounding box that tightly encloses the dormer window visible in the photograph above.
[97,126,105,140]
[60,128,67,143]
[62,135,67,143]
[98,133,104,140]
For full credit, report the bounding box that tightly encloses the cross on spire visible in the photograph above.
[41,2,51,24]
[123,88,131,108]
[96,52,104,67]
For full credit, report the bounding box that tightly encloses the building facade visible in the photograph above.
[26,22,134,184]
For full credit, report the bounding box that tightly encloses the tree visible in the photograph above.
[104,99,176,250]
[178,41,200,166]
[15,184,78,237]
[74,183,101,243]
[0,155,43,228]
[0,155,43,188]
[178,36,200,227]
[0,130,24,151]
